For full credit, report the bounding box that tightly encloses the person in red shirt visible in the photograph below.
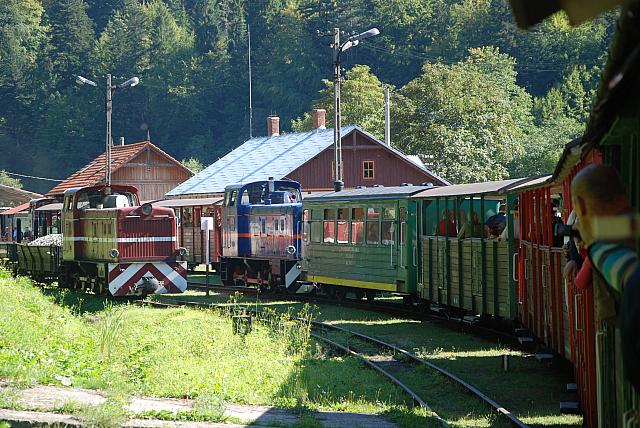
[438,209,457,237]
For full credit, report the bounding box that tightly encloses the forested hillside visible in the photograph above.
[0,0,616,191]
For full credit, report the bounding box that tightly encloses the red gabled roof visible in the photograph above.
[47,141,191,196]
[0,202,30,215]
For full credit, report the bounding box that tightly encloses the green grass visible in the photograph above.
[154,290,583,427]
[0,271,434,427]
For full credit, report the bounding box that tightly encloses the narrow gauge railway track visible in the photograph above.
[187,281,522,348]
[140,297,529,427]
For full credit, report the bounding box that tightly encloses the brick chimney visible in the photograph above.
[267,115,280,137]
[313,109,326,129]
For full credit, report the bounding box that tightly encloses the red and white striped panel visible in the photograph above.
[107,262,187,296]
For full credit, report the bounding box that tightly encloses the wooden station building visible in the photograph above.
[47,140,193,202]
[162,110,450,268]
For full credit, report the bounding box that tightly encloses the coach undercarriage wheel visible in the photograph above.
[326,286,346,301]
[366,291,376,302]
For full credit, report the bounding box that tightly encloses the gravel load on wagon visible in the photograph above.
[28,234,62,247]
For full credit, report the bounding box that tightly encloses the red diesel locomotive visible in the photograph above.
[3,184,188,297]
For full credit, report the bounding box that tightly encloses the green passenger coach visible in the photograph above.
[412,178,538,319]
[301,185,429,299]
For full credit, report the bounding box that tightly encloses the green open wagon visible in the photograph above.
[412,178,538,319]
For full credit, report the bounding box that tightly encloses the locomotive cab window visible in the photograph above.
[240,191,250,205]
[225,190,237,207]
[75,192,91,210]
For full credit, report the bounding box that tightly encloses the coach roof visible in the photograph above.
[305,185,431,202]
[411,177,540,198]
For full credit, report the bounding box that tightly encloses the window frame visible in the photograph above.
[362,160,375,180]
[366,206,381,245]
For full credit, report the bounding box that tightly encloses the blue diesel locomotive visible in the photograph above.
[220,178,304,290]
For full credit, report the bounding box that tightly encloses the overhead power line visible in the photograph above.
[1,170,64,182]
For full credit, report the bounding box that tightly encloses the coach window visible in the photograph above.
[351,208,364,244]
[323,208,336,243]
[337,208,349,244]
[310,209,322,243]
[274,219,279,232]
[302,209,310,242]
[381,206,396,245]
[366,207,380,245]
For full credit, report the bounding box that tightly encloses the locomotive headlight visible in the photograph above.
[110,248,120,258]
[178,247,188,256]
[141,203,153,216]
[286,245,297,255]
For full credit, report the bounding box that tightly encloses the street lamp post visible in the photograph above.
[76,74,139,187]
[332,27,379,192]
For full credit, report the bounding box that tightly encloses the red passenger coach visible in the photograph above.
[62,184,188,296]
[515,146,602,427]
[517,179,568,357]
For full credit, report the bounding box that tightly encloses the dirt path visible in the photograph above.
[0,385,397,428]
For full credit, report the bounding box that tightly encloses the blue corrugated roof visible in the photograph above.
[167,125,448,197]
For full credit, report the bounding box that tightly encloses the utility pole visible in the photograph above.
[248,24,253,139]
[333,28,343,192]
[105,74,113,186]
[384,86,391,147]
[330,26,379,192]
[76,73,139,188]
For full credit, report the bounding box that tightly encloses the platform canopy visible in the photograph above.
[0,202,30,215]
[34,203,63,212]
[153,197,223,207]
[0,184,41,208]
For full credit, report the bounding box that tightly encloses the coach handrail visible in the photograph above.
[574,293,583,332]
[512,253,519,282]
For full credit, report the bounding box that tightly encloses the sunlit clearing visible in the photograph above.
[416,347,521,360]
[328,319,420,326]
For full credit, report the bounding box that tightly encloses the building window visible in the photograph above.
[363,160,375,179]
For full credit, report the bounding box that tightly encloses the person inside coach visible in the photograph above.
[438,209,457,237]
[485,203,507,239]
[571,164,640,391]
[458,211,485,239]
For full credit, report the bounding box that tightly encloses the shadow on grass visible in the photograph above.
[153,291,580,426]
[327,319,580,425]
[271,354,442,428]
[41,286,139,314]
